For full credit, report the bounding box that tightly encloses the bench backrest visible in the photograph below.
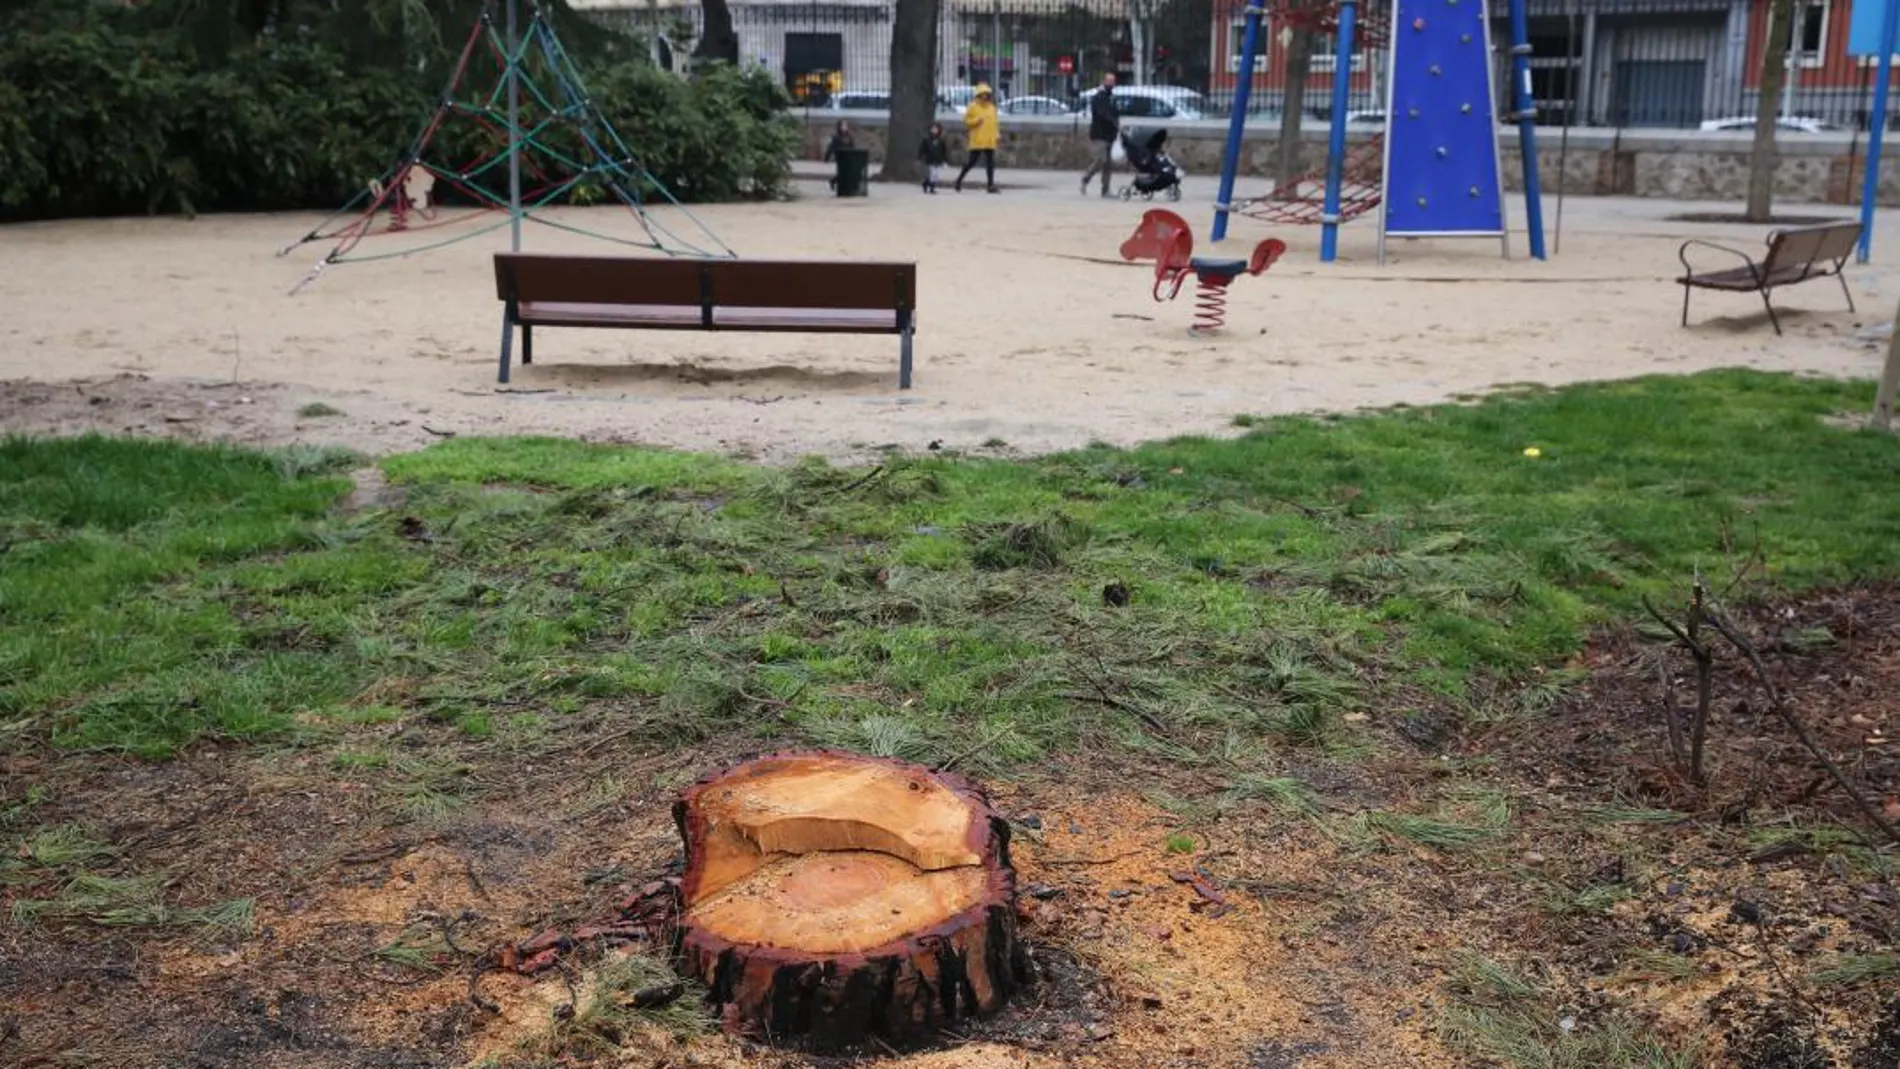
[496,253,702,306]
[495,253,915,313]
[1763,222,1861,272]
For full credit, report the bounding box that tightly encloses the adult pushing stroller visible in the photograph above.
[1116,127,1183,202]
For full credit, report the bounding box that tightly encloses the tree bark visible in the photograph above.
[693,0,739,66]
[882,0,940,182]
[1746,0,1796,223]
[1871,296,1900,430]
[1274,27,1316,199]
[671,751,1030,1054]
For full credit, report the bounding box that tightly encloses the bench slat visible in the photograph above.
[519,301,702,327]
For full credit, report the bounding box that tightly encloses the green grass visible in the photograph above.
[3,372,1898,764]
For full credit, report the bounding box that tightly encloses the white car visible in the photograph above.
[1000,95,1074,116]
[823,90,891,113]
[1700,115,1846,133]
[1079,85,1213,121]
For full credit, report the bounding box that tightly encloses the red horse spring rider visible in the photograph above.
[1118,210,1286,333]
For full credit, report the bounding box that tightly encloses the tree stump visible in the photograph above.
[671,750,1030,1052]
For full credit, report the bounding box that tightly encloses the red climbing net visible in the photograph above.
[1234,1,1394,226]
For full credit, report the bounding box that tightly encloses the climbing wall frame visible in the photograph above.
[1378,0,1508,263]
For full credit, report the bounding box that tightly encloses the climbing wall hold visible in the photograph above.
[1460,33,1471,43]
[1408,107,1420,118]
[1460,103,1472,114]
[1417,196,1428,207]
[1468,186,1480,196]
[1413,16,1426,30]
[1429,64,1442,76]
[1436,146,1449,158]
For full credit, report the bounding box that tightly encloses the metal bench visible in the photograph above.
[1676,220,1861,335]
[493,253,918,387]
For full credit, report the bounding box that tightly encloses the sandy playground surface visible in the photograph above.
[4,165,1898,462]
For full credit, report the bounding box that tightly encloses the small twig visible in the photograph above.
[466,951,502,1014]
[1041,848,1147,868]
[1702,607,1900,847]
[421,424,456,438]
[1741,910,1827,1021]
[835,464,886,494]
[1057,690,1170,738]
[462,859,494,904]
[935,722,1014,774]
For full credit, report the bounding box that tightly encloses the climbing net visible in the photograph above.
[1234,0,1390,226]
[280,3,734,292]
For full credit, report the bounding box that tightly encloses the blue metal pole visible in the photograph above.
[1212,1,1266,243]
[1858,0,1899,264]
[1507,0,1546,259]
[1320,0,1357,262]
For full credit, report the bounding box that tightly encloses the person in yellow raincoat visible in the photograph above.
[954,84,1001,194]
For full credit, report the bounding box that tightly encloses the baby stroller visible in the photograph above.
[1116,127,1183,202]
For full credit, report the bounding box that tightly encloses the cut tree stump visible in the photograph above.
[671,750,1030,1052]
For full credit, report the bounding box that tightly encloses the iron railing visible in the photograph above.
[577,0,1896,133]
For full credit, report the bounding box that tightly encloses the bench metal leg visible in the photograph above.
[522,324,533,366]
[1680,283,1692,328]
[497,306,514,384]
[899,322,914,390]
[1838,272,1857,315]
[1760,288,1783,336]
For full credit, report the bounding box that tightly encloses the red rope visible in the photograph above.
[325,18,489,260]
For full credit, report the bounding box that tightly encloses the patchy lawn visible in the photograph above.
[1,370,1896,1068]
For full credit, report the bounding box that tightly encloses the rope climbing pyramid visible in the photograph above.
[1378,0,1508,261]
[278,2,735,293]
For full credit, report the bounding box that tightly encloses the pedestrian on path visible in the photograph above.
[1080,72,1120,198]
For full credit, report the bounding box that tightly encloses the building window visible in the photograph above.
[1226,19,1267,74]
[1792,0,1827,69]
[1304,24,1368,73]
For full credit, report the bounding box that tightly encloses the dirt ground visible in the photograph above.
[2,171,1896,463]
[2,582,1895,1069]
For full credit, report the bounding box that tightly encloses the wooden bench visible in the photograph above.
[493,253,918,388]
[1676,220,1860,335]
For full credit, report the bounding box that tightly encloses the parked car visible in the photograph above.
[937,85,979,113]
[822,90,891,114]
[1000,95,1073,116]
[1078,85,1213,121]
[1699,115,1847,133]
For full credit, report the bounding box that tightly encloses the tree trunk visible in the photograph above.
[1274,27,1316,199]
[671,751,1030,1054]
[1872,297,1900,430]
[1747,0,1796,223]
[693,0,739,66]
[882,0,940,182]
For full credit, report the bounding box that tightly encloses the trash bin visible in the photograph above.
[834,147,871,197]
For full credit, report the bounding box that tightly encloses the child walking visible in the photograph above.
[917,122,948,194]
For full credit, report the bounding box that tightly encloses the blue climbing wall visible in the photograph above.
[1382,0,1506,239]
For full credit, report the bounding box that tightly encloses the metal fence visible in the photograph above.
[579,0,1895,133]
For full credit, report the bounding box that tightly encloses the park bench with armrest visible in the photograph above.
[492,253,918,387]
[1676,220,1861,336]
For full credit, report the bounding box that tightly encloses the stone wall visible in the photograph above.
[803,115,1900,206]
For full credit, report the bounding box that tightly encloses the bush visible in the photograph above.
[0,6,796,221]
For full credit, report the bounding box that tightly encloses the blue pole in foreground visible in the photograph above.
[1507,0,1546,259]
[1319,1,1357,262]
[1212,2,1266,243]
[1859,0,1899,264]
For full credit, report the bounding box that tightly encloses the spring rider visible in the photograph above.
[1118,209,1286,332]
